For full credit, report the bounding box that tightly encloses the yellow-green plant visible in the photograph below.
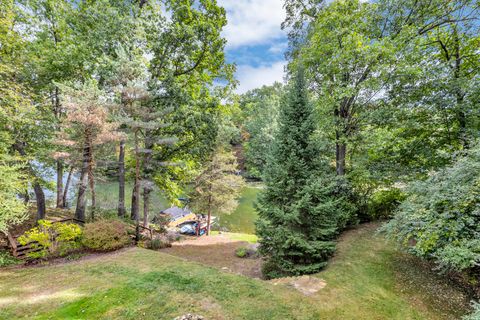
[18,220,82,259]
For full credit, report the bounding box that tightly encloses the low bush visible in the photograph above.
[367,188,406,220]
[18,220,82,259]
[82,219,130,251]
[148,237,171,250]
[463,301,480,320]
[0,250,20,267]
[235,246,248,258]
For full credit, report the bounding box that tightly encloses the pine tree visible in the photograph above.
[58,81,122,221]
[192,147,245,235]
[256,69,355,279]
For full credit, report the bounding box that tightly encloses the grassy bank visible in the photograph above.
[0,223,470,319]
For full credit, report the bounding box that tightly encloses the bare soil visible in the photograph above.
[163,237,263,278]
[270,275,327,296]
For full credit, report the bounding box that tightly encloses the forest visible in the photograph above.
[1,0,479,319]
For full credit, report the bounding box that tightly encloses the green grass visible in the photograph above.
[210,231,258,243]
[0,224,469,320]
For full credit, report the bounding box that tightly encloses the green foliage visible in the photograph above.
[148,238,171,250]
[235,246,248,258]
[384,144,480,272]
[18,220,82,259]
[256,69,356,279]
[240,83,283,179]
[82,220,130,251]
[464,301,480,320]
[0,250,20,267]
[367,188,406,220]
[0,164,28,234]
[191,147,245,216]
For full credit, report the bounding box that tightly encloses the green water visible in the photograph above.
[216,186,260,234]
[94,181,261,234]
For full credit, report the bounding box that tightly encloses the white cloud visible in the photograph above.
[268,41,288,54]
[219,0,286,48]
[235,61,286,93]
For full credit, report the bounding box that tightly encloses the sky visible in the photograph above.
[217,0,287,94]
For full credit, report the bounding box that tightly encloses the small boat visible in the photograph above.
[178,216,216,236]
[158,206,197,228]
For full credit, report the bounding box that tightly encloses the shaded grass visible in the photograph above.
[0,224,470,320]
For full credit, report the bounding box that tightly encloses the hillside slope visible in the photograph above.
[0,224,469,320]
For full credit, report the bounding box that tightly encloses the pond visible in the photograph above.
[215,186,260,234]
[79,181,261,235]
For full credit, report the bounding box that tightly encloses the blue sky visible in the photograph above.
[218,0,287,93]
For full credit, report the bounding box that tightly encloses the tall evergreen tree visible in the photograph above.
[256,69,355,279]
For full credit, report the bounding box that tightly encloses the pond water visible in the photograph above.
[67,181,261,235]
[215,186,260,234]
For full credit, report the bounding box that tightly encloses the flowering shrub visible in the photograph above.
[18,220,83,259]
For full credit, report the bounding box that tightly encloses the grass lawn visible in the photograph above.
[209,231,258,243]
[0,224,469,320]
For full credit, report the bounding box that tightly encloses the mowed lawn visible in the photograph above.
[0,224,470,320]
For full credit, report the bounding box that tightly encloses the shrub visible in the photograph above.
[82,219,130,251]
[463,301,480,320]
[383,145,480,272]
[0,250,20,267]
[18,220,82,259]
[235,246,248,258]
[367,188,406,220]
[148,237,171,250]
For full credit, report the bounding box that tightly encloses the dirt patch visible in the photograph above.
[163,241,263,279]
[270,275,326,296]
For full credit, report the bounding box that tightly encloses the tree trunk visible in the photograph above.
[56,160,64,208]
[206,194,212,235]
[23,190,30,205]
[143,188,150,228]
[133,130,140,242]
[118,140,126,218]
[63,166,74,208]
[13,142,46,220]
[131,184,138,220]
[142,133,153,228]
[75,139,90,221]
[88,163,96,221]
[33,182,46,221]
[207,207,212,236]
